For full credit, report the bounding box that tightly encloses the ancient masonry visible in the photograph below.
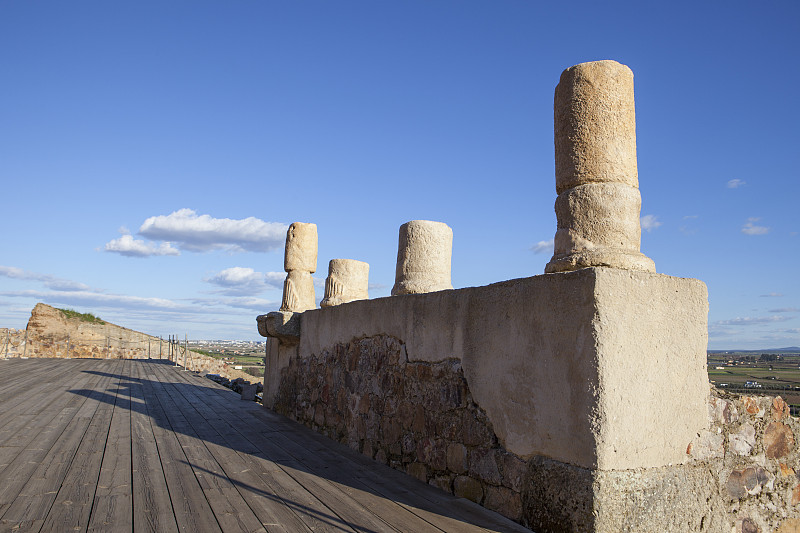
[258,60,800,532]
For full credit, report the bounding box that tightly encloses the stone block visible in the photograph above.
[240,383,258,401]
[407,462,428,483]
[765,422,794,459]
[469,448,502,485]
[446,443,468,474]
[483,485,522,522]
[453,475,483,503]
[257,311,301,343]
[730,423,756,456]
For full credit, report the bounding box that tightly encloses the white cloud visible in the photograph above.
[715,315,792,326]
[138,208,287,253]
[0,266,278,339]
[640,215,662,232]
[530,240,554,254]
[264,272,285,287]
[761,292,784,298]
[206,296,276,312]
[741,217,769,236]
[0,266,90,291]
[204,267,284,295]
[769,308,800,313]
[0,289,181,311]
[727,179,746,189]
[104,234,180,257]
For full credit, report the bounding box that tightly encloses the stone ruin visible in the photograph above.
[256,61,800,532]
[391,220,453,296]
[546,60,655,273]
[320,259,370,308]
[279,222,318,313]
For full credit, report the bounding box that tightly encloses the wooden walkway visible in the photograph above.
[0,358,532,533]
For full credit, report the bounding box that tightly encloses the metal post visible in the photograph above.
[66,334,70,358]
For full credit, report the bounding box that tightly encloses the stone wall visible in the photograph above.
[262,267,737,531]
[687,393,800,532]
[273,334,529,520]
[0,328,27,357]
[269,327,800,532]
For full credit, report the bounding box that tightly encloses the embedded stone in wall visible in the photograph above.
[764,421,794,459]
[546,60,655,274]
[320,259,369,308]
[391,220,453,296]
[279,222,318,312]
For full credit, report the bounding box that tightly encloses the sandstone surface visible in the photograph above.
[391,220,453,296]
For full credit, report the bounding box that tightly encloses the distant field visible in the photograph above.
[708,353,800,406]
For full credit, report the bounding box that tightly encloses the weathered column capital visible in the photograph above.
[320,259,370,308]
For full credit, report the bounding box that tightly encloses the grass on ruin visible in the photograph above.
[194,349,226,359]
[58,308,106,325]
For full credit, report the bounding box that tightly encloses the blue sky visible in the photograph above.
[1,1,797,349]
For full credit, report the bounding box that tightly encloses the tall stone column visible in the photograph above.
[545,60,656,274]
[391,220,453,296]
[279,222,318,312]
[320,259,370,308]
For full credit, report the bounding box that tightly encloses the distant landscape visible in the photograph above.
[708,347,800,414]
[189,340,266,378]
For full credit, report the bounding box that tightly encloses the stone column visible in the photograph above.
[391,220,453,296]
[545,60,656,274]
[320,259,370,308]
[279,222,318,312]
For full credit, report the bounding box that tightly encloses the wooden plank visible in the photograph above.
[88,359,134,532]
[137,362,223,533]
[39,360,121,532]
[160,365,428,533]
[0,363,106,515]
[0,359,56,404]
[147,363,323,533]
[0,359,99,448]
[183,370,529,533]
[145,363,267,533]
[147,367,343,532]
[129,359,179,533]
[0,360,119,532]
[264,417,531,533]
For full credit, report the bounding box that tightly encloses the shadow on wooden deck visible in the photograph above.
[54,359,531,533]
